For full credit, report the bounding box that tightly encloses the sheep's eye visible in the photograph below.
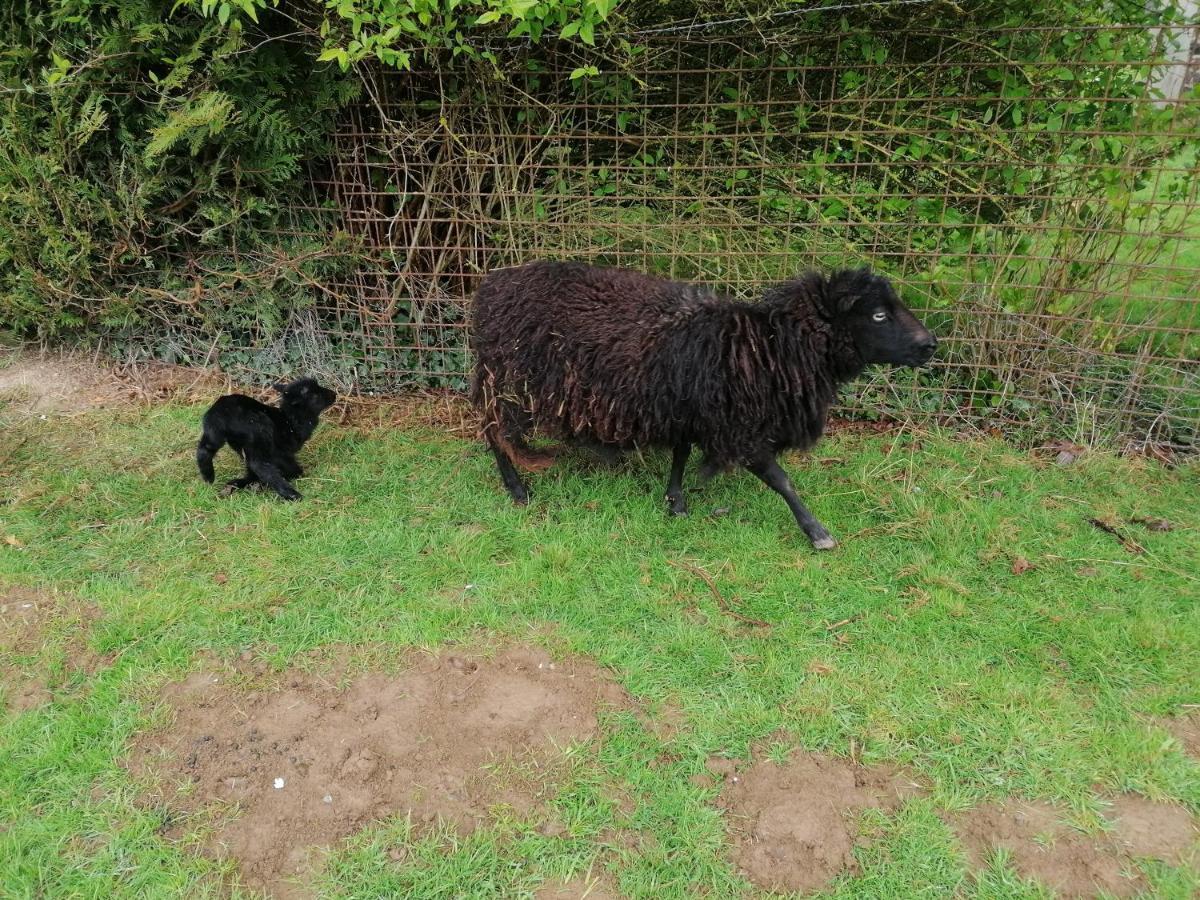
[872,311,888,323]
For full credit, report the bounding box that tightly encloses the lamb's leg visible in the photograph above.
[280,456,303,479]
[486,436,529,505]
[196,432,222,483]
[220,472,259,496]
[745,456,836,550]
[246,455,301,501]
[665,442,691,516]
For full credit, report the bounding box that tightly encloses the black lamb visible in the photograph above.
[196,377,337,501]
[469,261,937,549]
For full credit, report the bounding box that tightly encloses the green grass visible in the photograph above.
[1,401,1198,898]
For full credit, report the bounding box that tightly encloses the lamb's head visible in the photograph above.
[826,268,937,368]
[274,377,337,415]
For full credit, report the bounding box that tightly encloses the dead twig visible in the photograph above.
[666,559,771,628]
[1086,517,1145,555]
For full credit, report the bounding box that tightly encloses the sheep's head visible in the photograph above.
[274,377,338,414]
[826,269,937,368]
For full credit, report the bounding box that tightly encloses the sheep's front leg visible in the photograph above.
[745,456,836,550]
[665,442,691,516]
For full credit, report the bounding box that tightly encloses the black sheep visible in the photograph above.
[196,377,337,501]
[469,261,936,549]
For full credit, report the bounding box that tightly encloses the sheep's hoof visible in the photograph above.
[667,496,688,516]
[218,483,238,498]
[811,536,837,551]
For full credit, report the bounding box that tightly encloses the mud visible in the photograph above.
[718,749,924,894]
[0,587,103,712]
[951,795,1197,898]
[128,645,628,897]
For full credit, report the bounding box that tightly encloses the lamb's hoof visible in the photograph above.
[510,490,529,506]
[667,497,688,517]
[811,536,837,551]
[218,483,238,498]
[279,490,302,502]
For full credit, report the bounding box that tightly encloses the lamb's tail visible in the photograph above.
[196,429,223,483]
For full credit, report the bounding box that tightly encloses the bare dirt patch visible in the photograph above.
[0,587,103,713]
[0,350,225,417]
[1161,711,1200,759]
[535,873,620,899]
[1102,794,1198,867]
[950,795,1198,898]
[128,645,628,898]
[718,750,924,894]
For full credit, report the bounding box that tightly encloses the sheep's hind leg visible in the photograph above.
[665,442,691,516]
[746,456,836,550]
[486,436,529,505]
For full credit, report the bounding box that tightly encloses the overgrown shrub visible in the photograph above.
[0,1,1195,444]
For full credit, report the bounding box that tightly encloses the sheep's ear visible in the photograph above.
[272,382,290,394]
[828,267,879,315]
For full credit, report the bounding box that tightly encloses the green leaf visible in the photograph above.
[559,20,580,39]
[579,19,594,45]
[475,9,501,23]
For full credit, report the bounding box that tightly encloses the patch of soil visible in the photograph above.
[949,796,1197,898]
[1102,794,1198,867]
[1161,711,1200,759]
[535,874,619,899]
[128,646,628,898]
[0,587,103,713]
[0,351,224,417]
[719,750,924,894]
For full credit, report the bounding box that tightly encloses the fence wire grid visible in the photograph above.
[267,23,1200,449]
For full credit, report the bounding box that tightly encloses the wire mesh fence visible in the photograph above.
[267,22,1200,449]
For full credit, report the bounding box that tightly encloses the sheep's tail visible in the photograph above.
[489,429,559,473]
[196,428,223,483]
[472,363,558,473]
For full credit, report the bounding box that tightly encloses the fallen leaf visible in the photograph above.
[1076,566,1100,577]
[213,572,228,585]
[3,535,23,548]
[1011,556,1034,575]
[807,660,834,675]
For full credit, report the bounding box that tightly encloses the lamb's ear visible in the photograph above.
[272,381,290,394]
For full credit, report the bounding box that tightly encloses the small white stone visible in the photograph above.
[465,583,476,590]
[323,794,333,804]
[273,777,286,790]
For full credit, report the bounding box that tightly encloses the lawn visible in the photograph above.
[0,390,1197,898]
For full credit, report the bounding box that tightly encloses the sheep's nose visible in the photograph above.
[917,334,937,354]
